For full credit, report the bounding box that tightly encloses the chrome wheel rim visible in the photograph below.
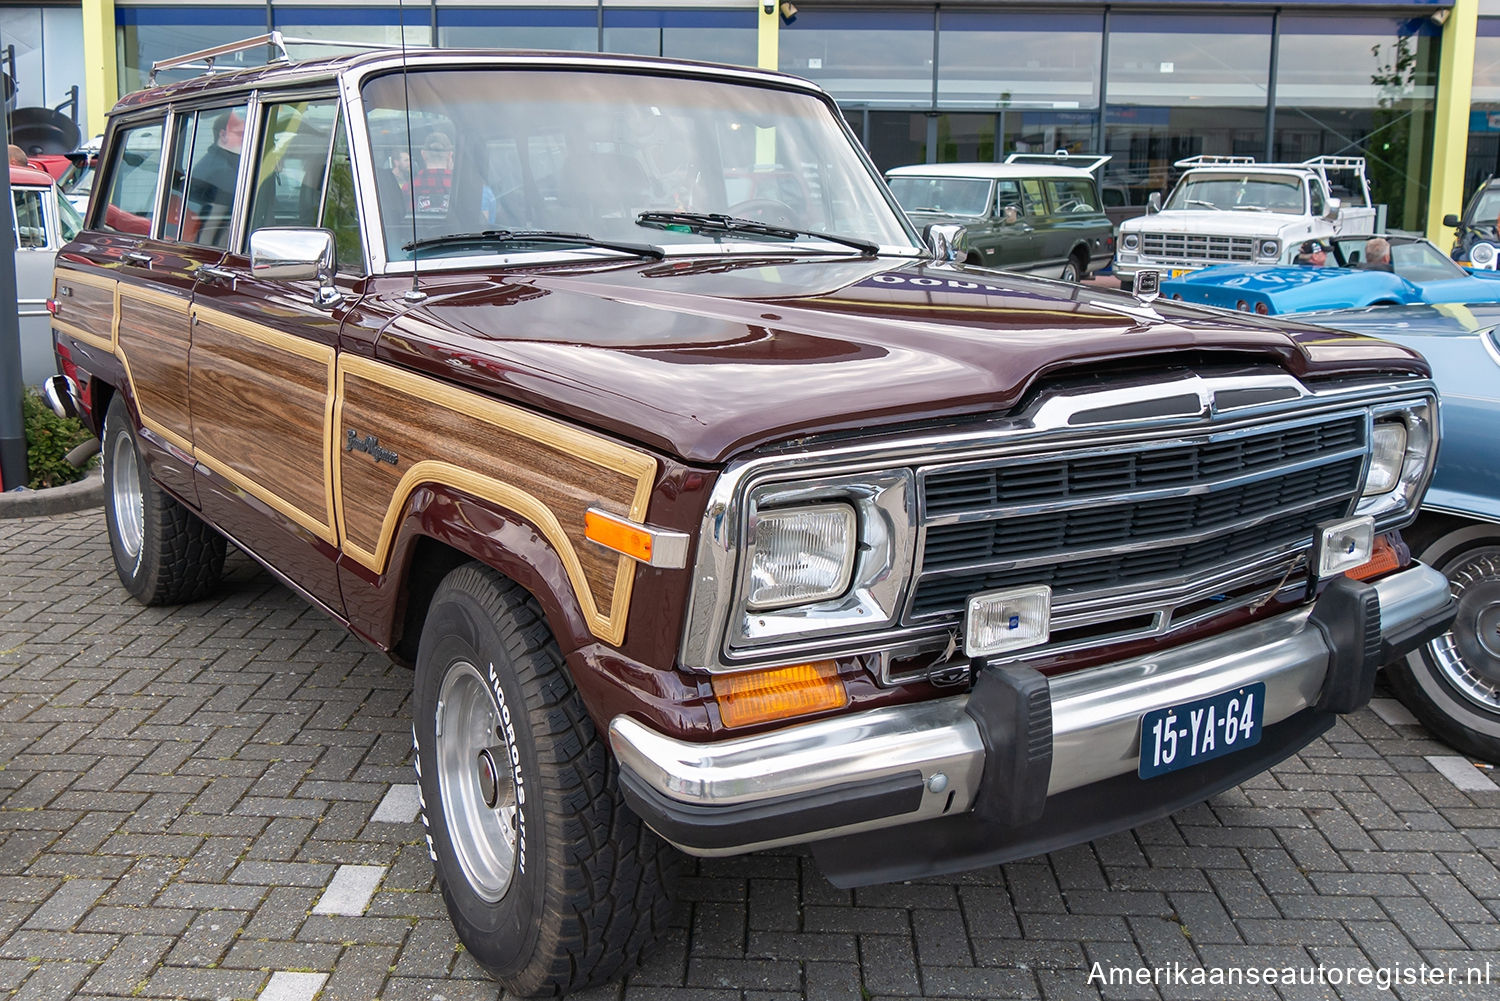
[109,428,145,561]
[1429,548,1500,714]
[436,660,520,902]
[1061,263,1078,282]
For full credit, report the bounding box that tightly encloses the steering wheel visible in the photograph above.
[728,198,797,226]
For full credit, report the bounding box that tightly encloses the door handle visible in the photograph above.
[124,251,153,266]
[200,265,238,290]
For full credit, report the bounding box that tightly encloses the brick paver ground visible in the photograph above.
[2,508,1498,1001]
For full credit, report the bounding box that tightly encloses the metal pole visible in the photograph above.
[1265,10,1280,162]
[0,162,31,490]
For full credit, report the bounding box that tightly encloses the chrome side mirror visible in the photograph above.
[924,223,963,262]
[249,227,342,307]
[1146,191,1162,214]
[1325,196,1341,221]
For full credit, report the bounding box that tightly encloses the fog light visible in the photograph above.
[1316,516,1375,579]
[965,585,1051,658]
[712,660,846,728]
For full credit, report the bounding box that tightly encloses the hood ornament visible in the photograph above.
[1133,269,1161,305]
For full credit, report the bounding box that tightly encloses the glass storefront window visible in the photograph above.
[1274,15,1438,231]
[780,9,935,107]
[1465,22,1500,201]
[936,10,1101,112]
[436,5,598,51]
[1103,14,1272,210]
[273,4,429,52]
[865,112,928,173]
[603,8,756,66]
[116,6,267,94]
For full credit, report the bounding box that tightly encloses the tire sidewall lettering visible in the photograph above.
[487,659,527,876]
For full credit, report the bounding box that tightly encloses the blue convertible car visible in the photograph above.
[1162,234,1500,315]
[1302,303,1500,763]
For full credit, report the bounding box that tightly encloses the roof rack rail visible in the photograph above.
[1004,150,1112,174]
[1173,154,1255,168]
[148,31,407,86]
[1301,155,1368,170]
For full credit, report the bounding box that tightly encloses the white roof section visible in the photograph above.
[885,162,1095,181]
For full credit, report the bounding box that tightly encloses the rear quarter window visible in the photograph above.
[1044,178,1098,215]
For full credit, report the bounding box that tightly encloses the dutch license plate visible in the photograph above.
[1169,267,1196,278]
[1138,683,1264,779]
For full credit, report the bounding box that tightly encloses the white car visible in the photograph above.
[1114,155,1376,288]
[10,163,84,385]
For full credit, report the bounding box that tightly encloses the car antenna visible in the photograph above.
[397,0,425,303]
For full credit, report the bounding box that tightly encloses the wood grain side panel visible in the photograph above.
[51,268,116,352]
[117,286,192,450]
[190,307,336,542]
[335,356,657,644]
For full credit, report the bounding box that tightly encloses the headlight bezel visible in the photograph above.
[1121,232,1140,251]
[1258,239,1281,260]
[730,470,915,650]
[1353,398,1437,526]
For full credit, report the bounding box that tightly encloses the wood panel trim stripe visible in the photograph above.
[52,267,117,353]
[190,304,339,546]
[333,355,658,646]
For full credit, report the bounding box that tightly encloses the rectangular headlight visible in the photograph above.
[747,503,856,610]
[1362,421,1407,496]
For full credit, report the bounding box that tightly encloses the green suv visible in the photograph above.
[886,161,1115,281]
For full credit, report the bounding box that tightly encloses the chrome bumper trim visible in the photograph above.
[612,562,1451,855]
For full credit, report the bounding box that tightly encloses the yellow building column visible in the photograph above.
[81,0,117,138]
[758,2,779,71]
[1428,0,1478,246]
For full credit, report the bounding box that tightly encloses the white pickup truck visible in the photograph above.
[1113,155,1376,288]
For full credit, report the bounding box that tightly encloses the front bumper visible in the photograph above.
[610,563,1454,873]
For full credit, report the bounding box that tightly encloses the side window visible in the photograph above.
[321,114,364,273]
[247,99,339,237]
[181,103,248,249]
[99,121,165,235]
[12,190,47,248]
[1020,178,1047,217]
[1309,182,1326,217]
[1045,178,1097,214]
[996,179,1022,218]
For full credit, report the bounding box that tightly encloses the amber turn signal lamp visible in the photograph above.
[711,660,846,728]
[584,509,653,562]
[1345,535,1400,582]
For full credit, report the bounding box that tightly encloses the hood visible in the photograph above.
[1120,210,1308,237]
[371,256,1430,464]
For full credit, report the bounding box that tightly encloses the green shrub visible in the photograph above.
[21,388,95,489]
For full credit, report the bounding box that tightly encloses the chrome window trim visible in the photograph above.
[678,372,1438,675]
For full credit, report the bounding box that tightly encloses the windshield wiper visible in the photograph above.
[636,211,879,257]
[1184,199,1217,209]
[402,229,665,260]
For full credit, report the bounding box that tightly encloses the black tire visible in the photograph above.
[101,397,225,605]
[1386,520,1500,764]
[1117,275,1134,293]
[412,564,676,996]
[1060,251,1088,283]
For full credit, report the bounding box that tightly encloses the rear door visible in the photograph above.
[54,114,207,503]
[186,93,361,615]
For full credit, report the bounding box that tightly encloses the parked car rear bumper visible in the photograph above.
[610,563,1454,863]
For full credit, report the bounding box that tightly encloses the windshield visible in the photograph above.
[1164,172,1306,214]
[1329,237,1466,282]
[886,176,991,217]
[1472,186,1500,230]
[360,68,916,263]
[56,190,84,241]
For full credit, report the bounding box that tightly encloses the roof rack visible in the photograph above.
[1004,150,1112,175]
[1301,155,1368,171]
[1173,154,1255,168]
[148,31,408,86]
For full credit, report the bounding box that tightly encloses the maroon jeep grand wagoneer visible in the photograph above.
[47,35,1455,996]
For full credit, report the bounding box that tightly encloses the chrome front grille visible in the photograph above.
[1140,232,1256,264]
[909,413,1367,623]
